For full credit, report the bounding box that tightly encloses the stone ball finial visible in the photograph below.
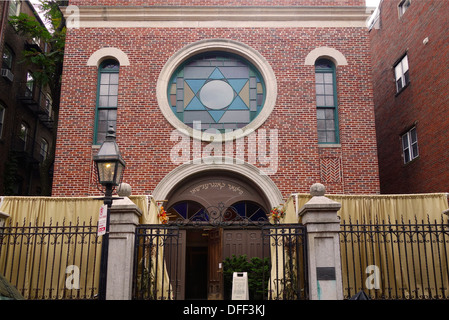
[310,183,326,197]
[117,183,132,197]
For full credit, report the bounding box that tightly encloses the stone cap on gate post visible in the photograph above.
[110,183,142,229]
[299,183,341,227]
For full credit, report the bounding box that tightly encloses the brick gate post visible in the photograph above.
[106,194,142,300]
[298,183,343,300]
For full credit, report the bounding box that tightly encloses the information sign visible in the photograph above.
[97,204,107,236]
[232,272,249,300]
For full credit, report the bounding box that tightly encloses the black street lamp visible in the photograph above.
[93,126,126,300]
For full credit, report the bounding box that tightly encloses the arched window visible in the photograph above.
[227,201,267,222]
[166,200,267,224]
[167,201,206,222]
[94,59,120,144]
[315,59,339,144]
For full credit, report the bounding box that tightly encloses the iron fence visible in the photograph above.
[0,218,102,300]
[262,224,308,300]
[132,225,180,300]
[340,215,449,300]
[132,224,308,300]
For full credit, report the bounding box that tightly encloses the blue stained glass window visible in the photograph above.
[169,201,207,221]
[228,201,267,222]
[168,53,266,132]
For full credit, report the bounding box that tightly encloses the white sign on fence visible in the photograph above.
[97,204,107,236]
[232,272,249,300]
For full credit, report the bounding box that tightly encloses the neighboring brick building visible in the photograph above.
[370,0,449,194]
[0,0,56,195]
[53,0,380,205]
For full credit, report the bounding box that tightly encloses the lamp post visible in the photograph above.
[93,126,126,300]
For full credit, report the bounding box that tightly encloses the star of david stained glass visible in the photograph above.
[168,53,266,132]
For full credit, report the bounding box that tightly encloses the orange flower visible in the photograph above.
[158,206,168,224]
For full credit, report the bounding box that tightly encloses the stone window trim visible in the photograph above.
[156,39,278,142]
[304,47,348,67]
[86,47,130,68]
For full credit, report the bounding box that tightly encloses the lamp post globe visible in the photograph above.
[93,126,126,189]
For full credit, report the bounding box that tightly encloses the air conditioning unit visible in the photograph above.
[1,69,14,82]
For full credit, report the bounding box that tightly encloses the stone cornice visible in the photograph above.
[63,5,372,28]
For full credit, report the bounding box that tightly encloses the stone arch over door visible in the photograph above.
[152,156,283,209]
[165,170,271,213]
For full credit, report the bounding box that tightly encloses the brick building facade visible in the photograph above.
[370,0,449,194]
[53,0,380,207]
[0,1,55,195]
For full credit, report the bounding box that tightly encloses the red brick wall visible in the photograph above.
[370,0,449,194]
[68,0,365,6]
[53,22,380,197]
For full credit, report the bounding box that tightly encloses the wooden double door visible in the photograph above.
[168,228,265,300]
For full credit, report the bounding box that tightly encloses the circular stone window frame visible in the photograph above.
[156,39,277,142]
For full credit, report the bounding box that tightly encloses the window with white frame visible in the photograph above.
[2,45,13,70]
[8,0,21,18]
[402,127,418,164]
[398,0,411,17]
[394,55,409,93]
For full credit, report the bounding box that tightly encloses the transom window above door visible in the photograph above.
[167,52,266,133]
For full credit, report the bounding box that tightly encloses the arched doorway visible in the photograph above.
[161,169,274,300]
